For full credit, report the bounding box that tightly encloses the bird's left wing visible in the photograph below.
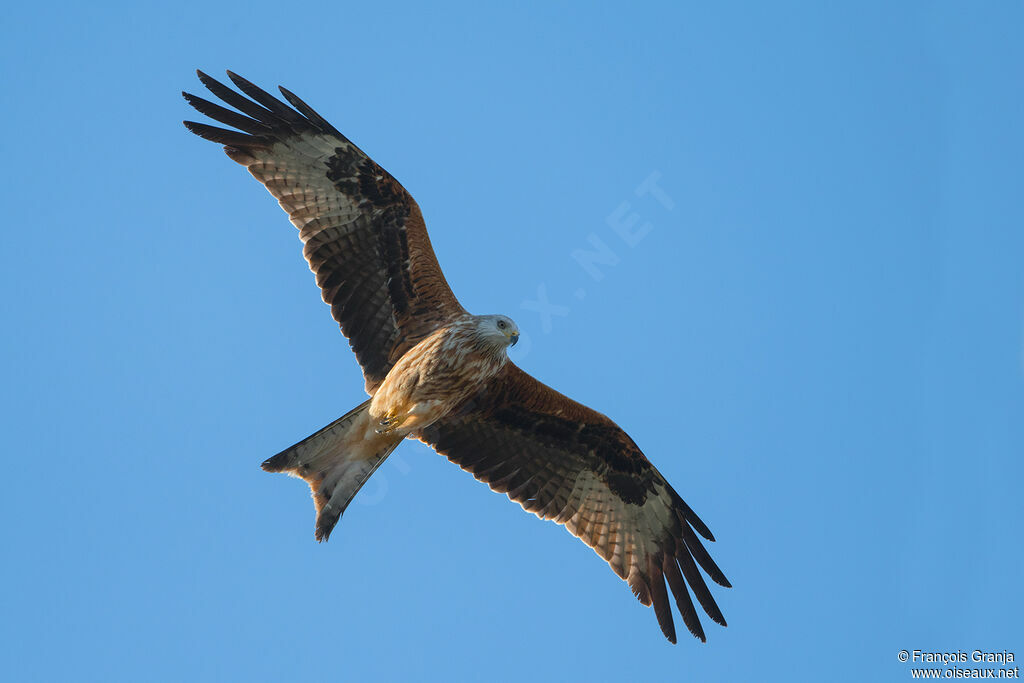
[182,71,465,393]
[417,363,731,644]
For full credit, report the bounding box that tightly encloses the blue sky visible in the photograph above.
[2,2,1021,681]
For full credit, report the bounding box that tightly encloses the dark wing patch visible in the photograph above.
[183,70,465,392]
[417,363,730,644]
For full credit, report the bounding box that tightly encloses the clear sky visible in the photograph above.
[2,2,1021,681]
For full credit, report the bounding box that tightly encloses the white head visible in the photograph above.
[473,314,520,352]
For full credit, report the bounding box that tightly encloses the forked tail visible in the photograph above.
[261,400,400,541]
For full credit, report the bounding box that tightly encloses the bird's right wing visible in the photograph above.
[183,70,465,393]
[418,363,730,644]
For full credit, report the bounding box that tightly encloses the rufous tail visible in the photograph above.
[261,400,400,541]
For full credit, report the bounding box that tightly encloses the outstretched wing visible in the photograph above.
[418,363,730,644]
[183,70,465,392]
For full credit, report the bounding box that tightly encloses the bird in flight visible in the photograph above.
[183,70,730,644]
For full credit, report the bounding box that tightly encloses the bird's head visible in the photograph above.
[475,314,520,351]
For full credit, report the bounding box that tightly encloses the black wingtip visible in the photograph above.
[667,486,717,542]
[276,84,342,137]
[196,69,216,86]
[687,513,715,543]
[710,569,731,589]
[692,622,708,642]
[224,70,253,93]
[684,618,707,643]
[182,120,251,147]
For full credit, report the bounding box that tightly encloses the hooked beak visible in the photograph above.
[510,333,519,346]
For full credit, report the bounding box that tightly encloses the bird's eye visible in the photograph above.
[497,320,506,330]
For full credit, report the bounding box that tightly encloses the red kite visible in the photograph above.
[183,71,730,643]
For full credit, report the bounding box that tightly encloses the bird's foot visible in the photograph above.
[375,415,404,435]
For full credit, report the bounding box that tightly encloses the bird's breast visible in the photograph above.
[369,325,507,424]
